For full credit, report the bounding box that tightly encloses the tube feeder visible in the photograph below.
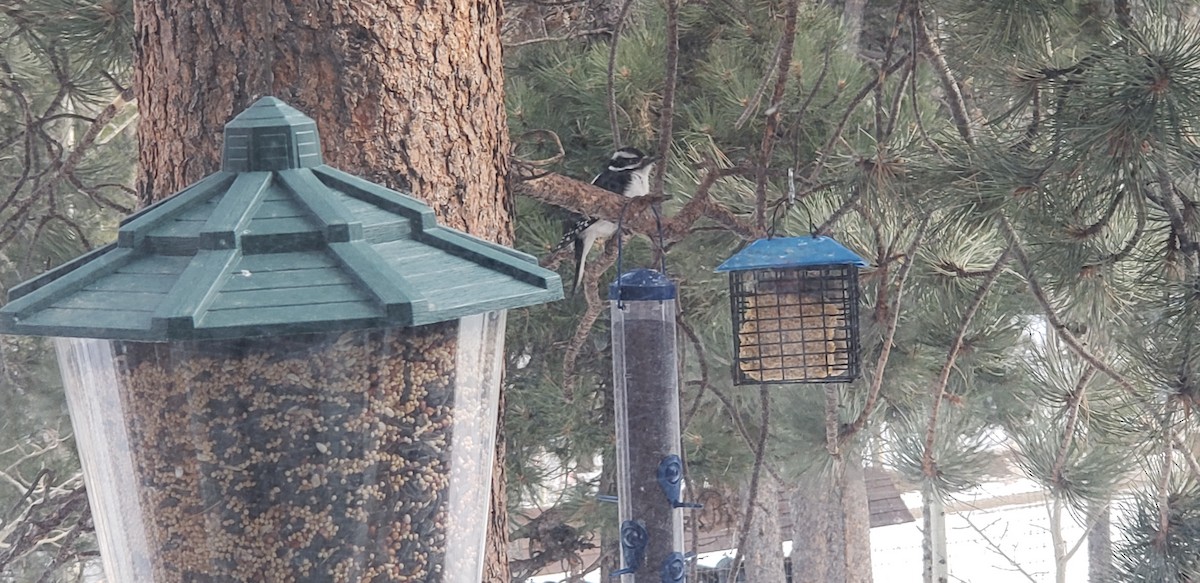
[609,268,697,582]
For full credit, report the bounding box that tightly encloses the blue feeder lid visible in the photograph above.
[714,236,868,272]
[608,268,676,301]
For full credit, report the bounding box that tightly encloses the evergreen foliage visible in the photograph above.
[4,0,1200,580]
[505,0,1200,580]
[0,1,135,579]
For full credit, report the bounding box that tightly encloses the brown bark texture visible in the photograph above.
[134,0,513,244]
[789,453,873,583]
[741,474,786,583]
[134,0,513,580]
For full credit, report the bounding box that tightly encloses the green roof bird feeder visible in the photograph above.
[0,97,562,582]
[715,236,867,385]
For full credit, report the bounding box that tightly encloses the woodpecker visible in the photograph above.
[554,147,655,294]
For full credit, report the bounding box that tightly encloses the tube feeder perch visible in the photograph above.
[715,236,867,385]
[0,97,562,582]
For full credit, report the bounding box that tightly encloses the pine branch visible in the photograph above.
[0,53,38,218]
[1155,404,1173,548]
[913,2,975,146]
[732,36,785,130]
[651,0,679,198]
[1069,189,1125,240]
[880,0,912,140]
[1013,86,1041,154]
[784,46,833,139]
[663,165,730,243]
[605,0,638,148]
[678,317,711,433]
[1062,499,1109,564]
[31,512,89,583]
[921,246,1012,479]
[814,189,862,236]
[751,0,801,235]
[1152,164,1200,269]
[802,53,911,191]
[883,65,912,141]
[1087,190,1145,268]
[0,87,135,249]
[0,480,88,569]
[908,33,948,160]
[512,163,669,234]
[699,380,784,485]
[999,216,1200,481]
[825,385,841,457]
[696,198,757,239]
[512,161,756,245]
[1114,0,1131,30]
[67,174,134,215]
[1050,366,1095,490]
[560,237,620,400]
[504,29,611,47]
[842,218,929,441]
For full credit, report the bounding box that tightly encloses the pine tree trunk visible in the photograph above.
[789,452,872,583]
[922,483,948,583]
[1052,496,1068,583]
[133,0,512,241]
[742,474,786,583]
[133,1,513,580]
[841,0,867,54]
[1088,500,1113,583]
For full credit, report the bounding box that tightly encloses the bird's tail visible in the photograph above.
[572,238,587,295]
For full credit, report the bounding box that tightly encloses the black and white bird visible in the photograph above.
[554,147,656,294]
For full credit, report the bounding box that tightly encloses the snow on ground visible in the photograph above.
[529,477,1104,582]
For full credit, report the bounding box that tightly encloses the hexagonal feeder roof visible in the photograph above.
[0,97,562,341]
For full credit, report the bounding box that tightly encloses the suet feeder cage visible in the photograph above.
[715,236,867,385]
[0,97,562,582]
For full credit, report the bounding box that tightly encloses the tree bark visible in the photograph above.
[841,0,867,54]
[134,0,513,579]
[742,474,786,583]
[922,483,949,583]
[134,0,512,242]
[1088,500,1113,583]
[789,452,872,583]
[1052,497,1067,583]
